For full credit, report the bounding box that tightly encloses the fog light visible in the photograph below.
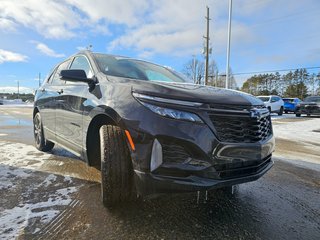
[150,139,163,172]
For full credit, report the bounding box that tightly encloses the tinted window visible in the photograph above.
[258,97,270,102]
[304,96,320,103]
[283,98,294,103]
[93,53,192,83]
[51,60,72,84]
[70,55,94,78]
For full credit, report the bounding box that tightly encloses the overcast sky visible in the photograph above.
[0,0,319,93]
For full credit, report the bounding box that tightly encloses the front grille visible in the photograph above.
[213,155,272,179]
[208,108,272,143]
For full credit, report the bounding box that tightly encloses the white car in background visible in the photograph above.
[257,95,284,116]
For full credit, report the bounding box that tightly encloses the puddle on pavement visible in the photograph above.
[0,115,32,127]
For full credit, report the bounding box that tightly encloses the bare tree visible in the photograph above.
[182,57,204,84]
[207,60,219,86]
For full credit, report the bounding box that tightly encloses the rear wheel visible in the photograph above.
[296,113,301,117]
[284,110,288,114]
[33,112,54,152]
[100,125,133,208]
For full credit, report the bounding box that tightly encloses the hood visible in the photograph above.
[300,101,320,106]
[112,78,264,106]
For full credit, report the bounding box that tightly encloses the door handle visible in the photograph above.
[57,89,64,94]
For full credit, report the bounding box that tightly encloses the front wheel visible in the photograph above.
[296,113,301,117]
[33,112,54,152]
[100,125,134,208]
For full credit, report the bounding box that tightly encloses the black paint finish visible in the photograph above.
[34,51,274,195]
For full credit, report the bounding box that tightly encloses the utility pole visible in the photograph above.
[204,6,211,86]
[192,55,196,84]
[17,80,20,99]
[38,72,41,87]
[226,0,233,89]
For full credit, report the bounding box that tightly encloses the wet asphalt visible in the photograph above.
[0,106,319,240]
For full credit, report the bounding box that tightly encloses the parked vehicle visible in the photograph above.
[257,95,284,115]
[34,51,274,207]
[283,98,301,113]
[295,96,320,117]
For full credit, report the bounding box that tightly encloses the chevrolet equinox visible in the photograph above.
[33,51,274,207]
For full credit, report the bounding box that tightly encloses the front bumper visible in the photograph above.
[122,101,275,195]
[298,105,320,115]
[134,158,273,194]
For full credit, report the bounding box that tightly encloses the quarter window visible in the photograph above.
[69,56,94,78]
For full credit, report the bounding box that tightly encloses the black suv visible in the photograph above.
[34,51,274,207]
[295,96,320,117]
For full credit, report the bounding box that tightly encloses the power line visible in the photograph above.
[229,66,320,76]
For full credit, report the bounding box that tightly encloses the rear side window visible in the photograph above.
[50,60,72,85]
[69,55,94,78]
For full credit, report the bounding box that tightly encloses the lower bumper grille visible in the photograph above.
[213,155,272,179]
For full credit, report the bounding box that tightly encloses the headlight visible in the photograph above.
[133,93,203,123]
[142,102,203,123]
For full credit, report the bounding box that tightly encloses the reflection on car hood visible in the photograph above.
[119,78,264,106]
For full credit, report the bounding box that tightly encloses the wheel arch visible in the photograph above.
[33,106,40,118]
[85,108,121,169]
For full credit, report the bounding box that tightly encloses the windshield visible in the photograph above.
[304,96,320,103]
[283,98,294,103]
[258,96,270,102]
[93,53,192,83]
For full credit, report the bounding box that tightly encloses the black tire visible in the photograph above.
[33,112,54,152]
[307,113,311,117]
[296,113,301,117]
[100,125,133,208]
[278,107,283,116]
[284,110,288,114]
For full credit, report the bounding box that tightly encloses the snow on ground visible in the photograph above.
[272,118,320,143]
[0,141,80,239]
[270,113,297,120]
[0,185,77,239]
[0,104,33,108]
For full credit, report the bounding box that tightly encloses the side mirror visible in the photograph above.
[60,69,91,82]
[60,69,96,91]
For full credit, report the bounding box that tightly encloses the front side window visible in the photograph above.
[51,59,72,85]
[69,55,94,78]
[271,97,278,102]
[93,53,192,83]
